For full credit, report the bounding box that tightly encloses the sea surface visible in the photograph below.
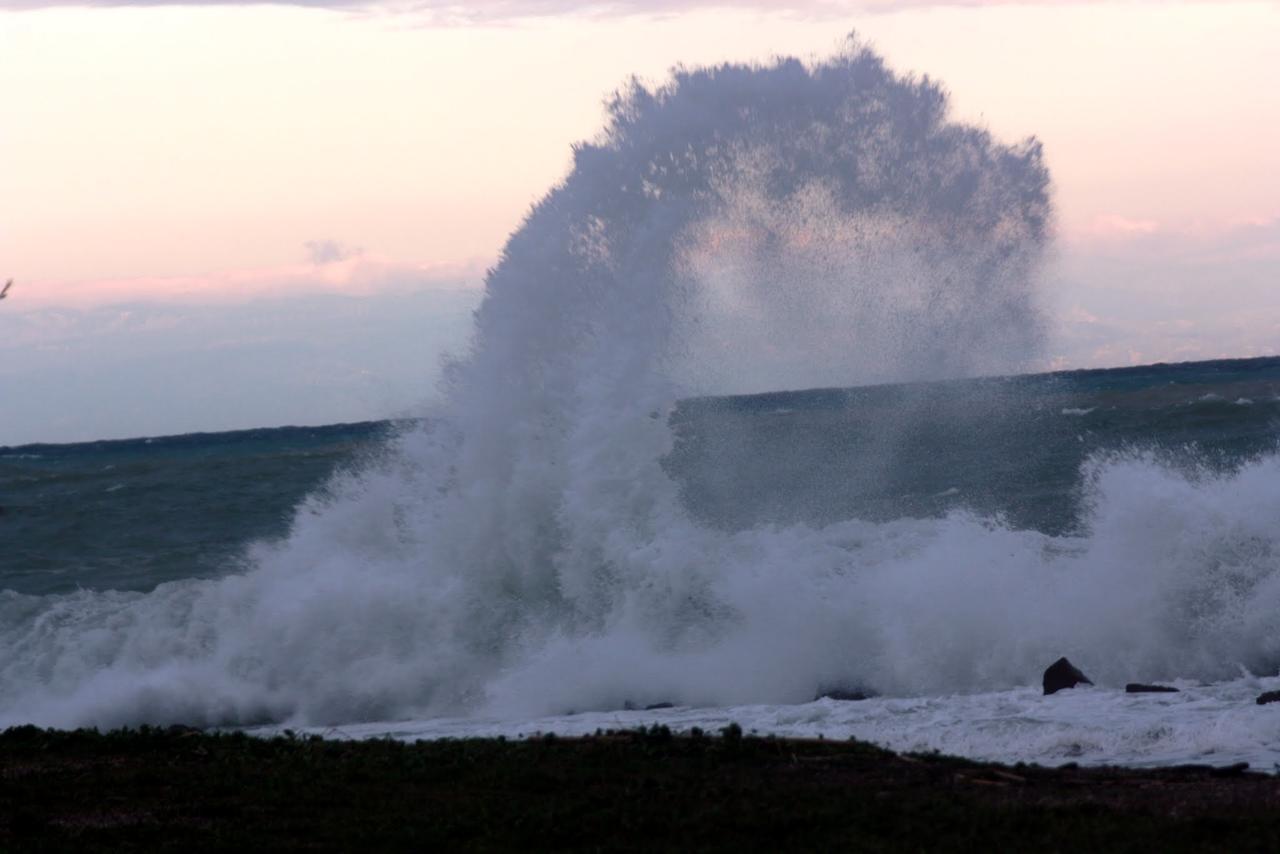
[4,357,1280,769]
[5,358,1280,597]
[1,421,395,596]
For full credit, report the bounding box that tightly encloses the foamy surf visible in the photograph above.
[252,676,1280,771]
[2,38,1278,773]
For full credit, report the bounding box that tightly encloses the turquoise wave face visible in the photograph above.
[3,356,1279,597]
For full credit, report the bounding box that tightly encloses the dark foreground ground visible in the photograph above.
[0,725,1277,851]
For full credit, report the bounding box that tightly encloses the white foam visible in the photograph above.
[2,42,1277,772]
[257,677,1280,770]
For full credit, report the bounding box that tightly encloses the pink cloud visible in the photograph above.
[1074,213,1161,241]
[0,0,1169,15]
[1062,305,1100,324]
[1066,213,1280,255]
[7,254,485,311]
[1047,213,1280,370]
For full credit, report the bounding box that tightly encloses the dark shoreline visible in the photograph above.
[1,725,1277,850]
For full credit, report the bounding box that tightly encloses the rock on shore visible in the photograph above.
[1043,657,1092,695]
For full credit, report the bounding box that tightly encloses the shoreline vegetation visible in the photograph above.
[1,725,1277,850]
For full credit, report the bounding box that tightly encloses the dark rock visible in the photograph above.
[623,700,675,711]
[815,688,872,702]
[1256,690,1280,706]
[1209,762,1252,778]
[1042,657,1092,695]
[1125,683,1179,694]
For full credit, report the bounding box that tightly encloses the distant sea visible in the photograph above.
[5,357,1279,595]
[1,420,394,595]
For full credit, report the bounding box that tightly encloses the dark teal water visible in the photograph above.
[3,357,1279,596]
[671,357,1280,534]
[0,421,395,595]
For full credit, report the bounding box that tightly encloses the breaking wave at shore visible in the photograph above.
[3,39,1279,761]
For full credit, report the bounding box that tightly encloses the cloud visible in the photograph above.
[0,281,482,445]
[0,0,364,7]
[1072,215,1280,265]
[7,253,485,311]
[305,239,362,266]
[0,0,1158,18]
[1046,215,1280,370]
[1077,213,1161,241]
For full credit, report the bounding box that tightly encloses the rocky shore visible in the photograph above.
[1,724,1277,850]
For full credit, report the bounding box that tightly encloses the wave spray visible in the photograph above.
[4,39,1279,730]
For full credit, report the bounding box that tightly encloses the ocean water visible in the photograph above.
[3,41,1280,769]
[0,422,393,596]
[5,359,1280,768]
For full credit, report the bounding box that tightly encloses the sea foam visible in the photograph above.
[3,39,1279,758]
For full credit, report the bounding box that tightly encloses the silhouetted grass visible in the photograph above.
[0,724,1276,851]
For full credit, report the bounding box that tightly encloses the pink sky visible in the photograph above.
[1,0,1278,442]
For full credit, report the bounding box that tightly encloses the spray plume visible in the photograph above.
[5,40,1277,730]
